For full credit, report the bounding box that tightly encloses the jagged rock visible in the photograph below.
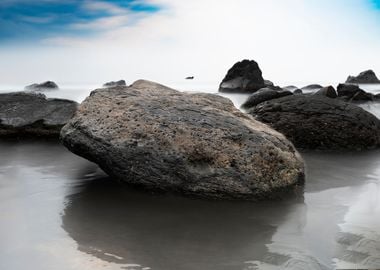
[103,80,126,87]
[346,70,380,84]
[249,95,380,151]
[241,88,292,109]
[314,86,337,98]
[61,80,305,200]
[0,92,77,137]
[219,60,266,93]
[25,81,59,91]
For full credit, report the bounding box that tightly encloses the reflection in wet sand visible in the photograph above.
[1,142,380,269]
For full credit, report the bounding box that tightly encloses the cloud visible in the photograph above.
[0,0,380,86]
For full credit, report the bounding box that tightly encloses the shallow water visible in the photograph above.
[0,82,380,269]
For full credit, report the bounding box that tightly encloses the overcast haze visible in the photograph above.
[0,0,380,87]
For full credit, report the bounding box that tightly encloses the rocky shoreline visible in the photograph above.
[1,60,380,199]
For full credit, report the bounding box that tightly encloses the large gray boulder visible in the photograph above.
[0,92,77,137]
[249,95,380,150]
[219,60,267,93]
[346,70,380,84]
[313,86,337,98]
[25,81,59,91]
[61,80,304,200]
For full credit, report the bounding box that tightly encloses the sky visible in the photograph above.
[0,0,380,87]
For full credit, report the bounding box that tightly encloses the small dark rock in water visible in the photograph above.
[103,80,126,87]
[249,95,380,151]
[241,88,293,109]
[337,83,374,102]
[185,76,194,80]
[314,86,337,98]
[293,89,303,94]
[25,81,59,91]
[346,70,380,84]
[0,92,77,138]
[301,84,323,91]
[61,80,304,201]
[219,59,266,93]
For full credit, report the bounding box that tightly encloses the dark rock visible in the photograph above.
[293,89,303,94]
[283,85,299,91]
[61,80,304,200]
[103,80,126,87]
[301,84,323,91]
[249,95,380,151]
[264,80,274,87]
[314,86,337,98]
[241,88,293,109]
[185,76,194,80]
[219,60,266,93]
[346,70,380,84]
[337,84,373,101]
[0,92,77,138]
[25,81,59,91]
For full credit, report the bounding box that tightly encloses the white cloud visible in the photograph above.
[1,0,380,87]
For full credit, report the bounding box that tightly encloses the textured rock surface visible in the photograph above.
[103,80,126,87]
[241,88,292,109]
[219,60,266,93]
[249,95,380,150]
[346,70,380,84]
[61,80,304,200]
[25,81,59,91]
[0,92,77,137]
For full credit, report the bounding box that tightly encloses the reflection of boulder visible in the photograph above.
[62,177,303,270]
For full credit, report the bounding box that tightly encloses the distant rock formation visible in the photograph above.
[346,70,380,84]
[0,92,77,138]
[61,80,304,200]
[219,60,267,93]
[25,81,59,91]
[103,80,126,87]
[249,95,380,151]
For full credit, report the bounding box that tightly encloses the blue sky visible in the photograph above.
[0,0,160,42]
[0,0,379,86]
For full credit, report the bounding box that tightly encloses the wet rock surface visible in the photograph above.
[0,92,78,137]
[61,80,304,200]
[249,95,380,150]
